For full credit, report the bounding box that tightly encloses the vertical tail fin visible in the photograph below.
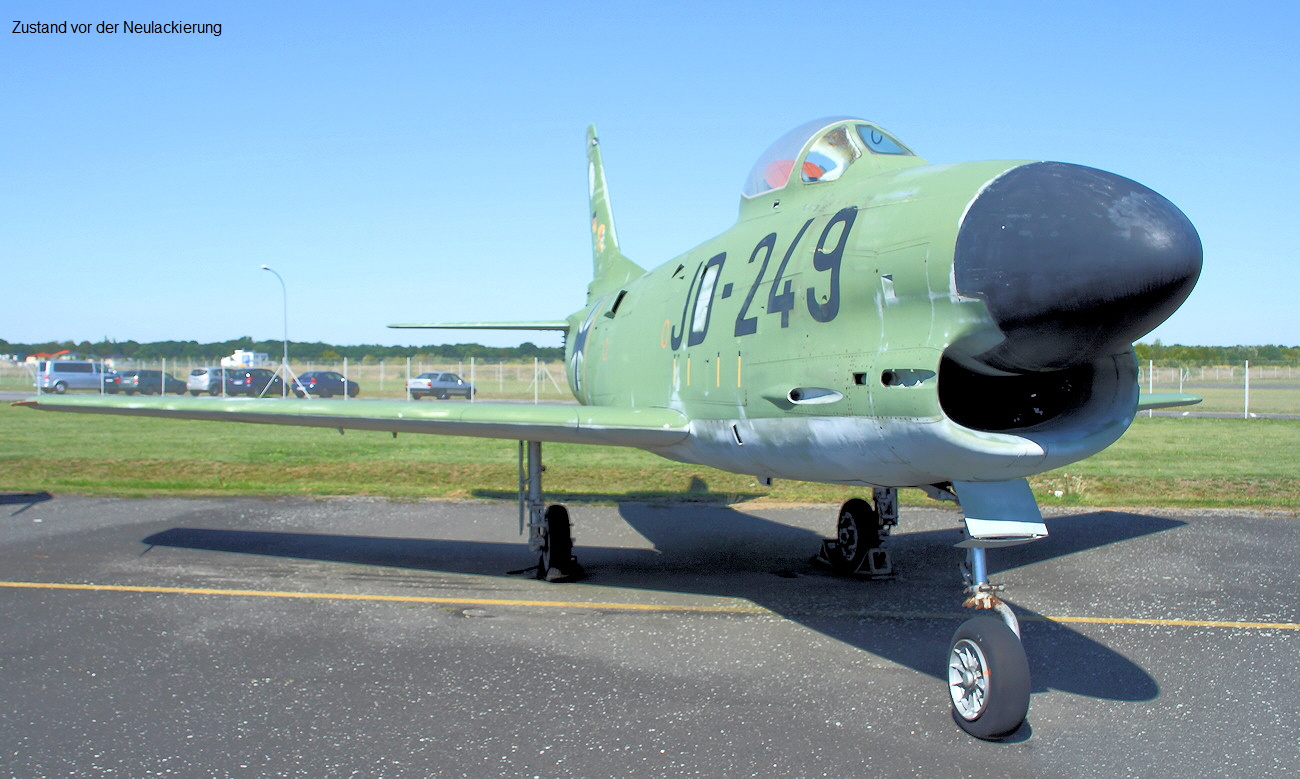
[587,125,646,301]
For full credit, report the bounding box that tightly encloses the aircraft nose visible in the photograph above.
[953,162,1202,373]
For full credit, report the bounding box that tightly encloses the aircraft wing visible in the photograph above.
[14,395,689,448]
[1137,393,1202,411]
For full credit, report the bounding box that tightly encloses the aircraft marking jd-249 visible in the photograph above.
[20,117,1203,739]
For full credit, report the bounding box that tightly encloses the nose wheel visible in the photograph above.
[947,615,1030,739]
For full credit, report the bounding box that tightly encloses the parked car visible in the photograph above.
[407,371,475,400]
[35,360,120,394]
[187,366,227,396]
[223,368,285,397]
[292,371,359,398]
[118,369,186,395]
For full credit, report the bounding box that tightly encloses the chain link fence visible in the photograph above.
[6,358,1297,414]
[1,358,570,402]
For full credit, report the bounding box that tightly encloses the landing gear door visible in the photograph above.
[952,479,1047,548]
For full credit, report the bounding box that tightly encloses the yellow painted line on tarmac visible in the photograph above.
[0,580,768,615]
[2,580,1297,630]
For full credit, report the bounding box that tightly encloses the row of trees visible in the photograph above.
[1133,342,1300,366]
[0,337,565,364]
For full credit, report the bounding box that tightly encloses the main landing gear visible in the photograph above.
[518,441,583,582]
[819,488,898,576]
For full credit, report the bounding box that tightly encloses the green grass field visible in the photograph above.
[2,401,1296,511]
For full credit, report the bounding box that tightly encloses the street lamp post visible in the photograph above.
[261,264,291,398]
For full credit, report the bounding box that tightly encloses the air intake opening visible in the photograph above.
[939,357,1094,432]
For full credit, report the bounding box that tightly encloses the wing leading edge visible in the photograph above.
[14,395,689,448]
[1137,393,1202,412]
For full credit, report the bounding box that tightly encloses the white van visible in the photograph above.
[35,360,120,394]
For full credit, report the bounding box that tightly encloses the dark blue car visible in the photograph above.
[293,371,359,398]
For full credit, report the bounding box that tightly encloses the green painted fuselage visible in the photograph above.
[565,121,1160,488]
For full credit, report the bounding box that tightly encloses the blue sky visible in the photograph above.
[4,0,1297,349]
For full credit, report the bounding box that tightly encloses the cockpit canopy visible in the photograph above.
[742,117,915,199]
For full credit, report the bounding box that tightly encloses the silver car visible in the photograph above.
[187,366,229,396]
[406,371,475,400]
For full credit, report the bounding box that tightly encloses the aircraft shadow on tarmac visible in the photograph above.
[1,491,53,515]
[143,505,1180,705]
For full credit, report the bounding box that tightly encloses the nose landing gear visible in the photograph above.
[942,478,1045,739]
[947,544,1030,740]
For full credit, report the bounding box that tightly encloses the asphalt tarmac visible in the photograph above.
[2,494,1297,777]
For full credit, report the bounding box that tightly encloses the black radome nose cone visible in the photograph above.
[954,162,1202,373]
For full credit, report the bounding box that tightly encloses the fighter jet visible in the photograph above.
[19,117,1203,739]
